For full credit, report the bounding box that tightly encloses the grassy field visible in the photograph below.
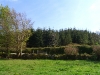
[0,60,100,75]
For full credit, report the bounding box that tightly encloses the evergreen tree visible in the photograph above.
[26,29,34,47]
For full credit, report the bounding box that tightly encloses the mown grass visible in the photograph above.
[0,60,100,75]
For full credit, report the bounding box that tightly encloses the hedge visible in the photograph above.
[24,47,65,54]
[77,45,93,54]
[0,45,100,60]
[0,46,94,55]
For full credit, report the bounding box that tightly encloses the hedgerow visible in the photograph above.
[0,45,100,60]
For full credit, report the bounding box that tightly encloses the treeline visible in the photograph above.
[27,28,100,47]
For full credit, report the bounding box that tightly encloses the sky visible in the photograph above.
[0,0,100,32]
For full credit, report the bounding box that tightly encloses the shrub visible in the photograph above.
[64,46,78,56]
[92,45,100,55]
[92,45,100,60]
[25,47,65,55]
[30,54,38,59]
[78,45,93,54]
[22,53,30,59]
[1,53,7,58]
[10,54,18,59]
[47,47,65,54]
[78,53,91,60]
[64,46,79,60]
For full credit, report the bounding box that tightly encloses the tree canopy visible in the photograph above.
[27,28,100,47]
[0,5,33,57]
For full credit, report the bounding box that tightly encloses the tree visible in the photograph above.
[64,29,72,45]
[0,5,33,57]
[47,29,58,47]
[42,28,59,47]
[26,29,34,47]
[11,9,33,57]
[0,5,14,57]
[30,28,43,47]
[59,29,65,46]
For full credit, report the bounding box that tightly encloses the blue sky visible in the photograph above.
[0,0,100,32]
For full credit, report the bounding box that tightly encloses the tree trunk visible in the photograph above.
[20,42,23,57]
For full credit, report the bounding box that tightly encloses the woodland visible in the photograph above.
[0,5,100,60]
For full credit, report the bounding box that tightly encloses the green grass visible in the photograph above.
[0,60,100,75]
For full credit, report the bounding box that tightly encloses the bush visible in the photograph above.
[30,54,38,59]
[78,45,93,54]
[77,53,91,60]
[21,53,30,59]
[64,46,79,60]
[10,54,18,59]
[92,45,100,55]
[64,46,78,56]
[25,47,65,55]
[92,45,100,60]
[46,47,65,54]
